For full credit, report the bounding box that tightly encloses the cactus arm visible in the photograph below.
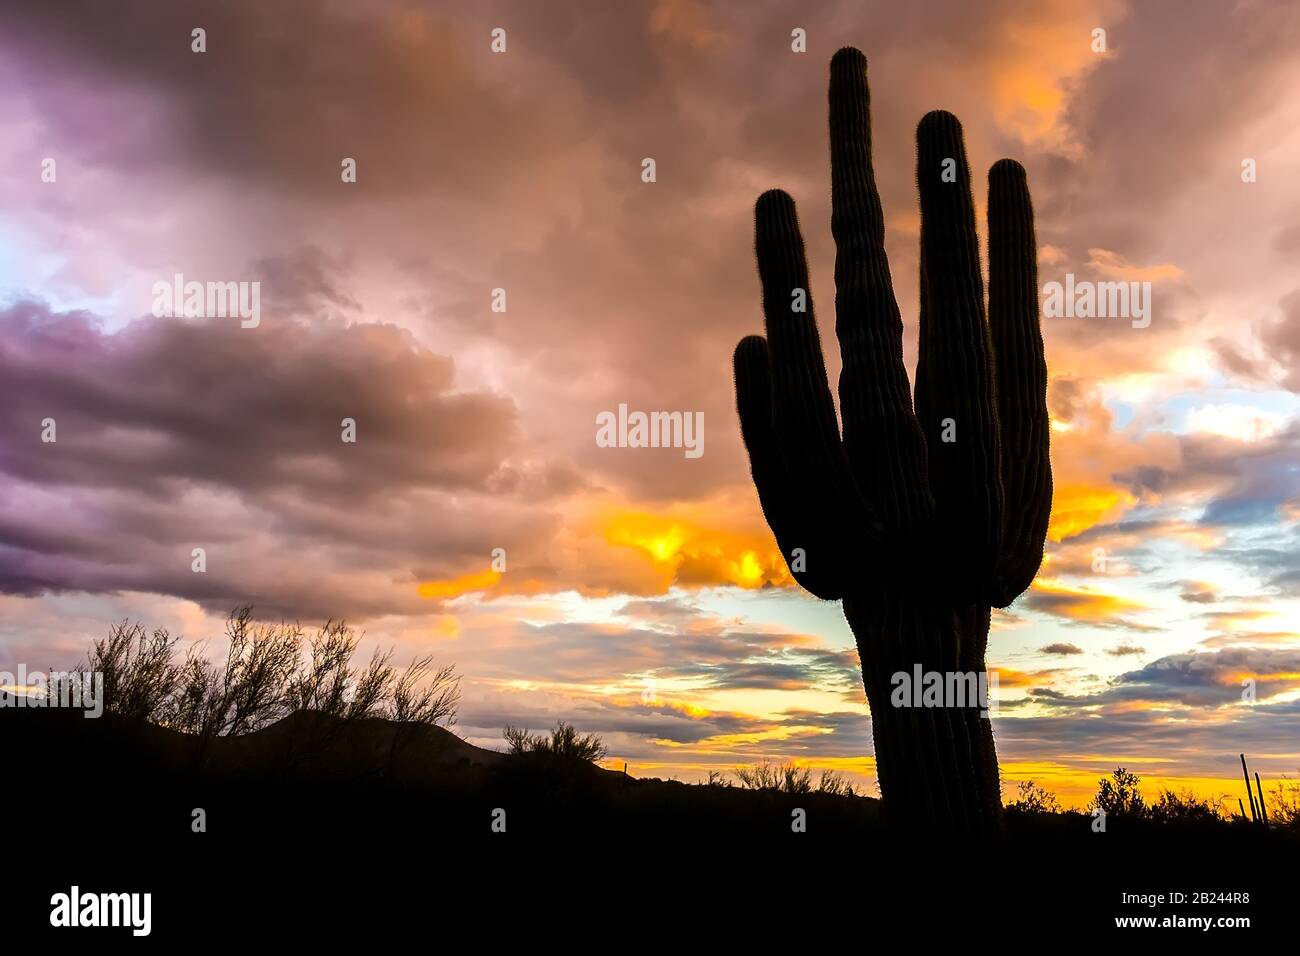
[987,159,1053,607]
[828,48,933,544]
[914,110,1003,608]
[753,189,846,477]
[744,190,880,597]
[733,335,847,599]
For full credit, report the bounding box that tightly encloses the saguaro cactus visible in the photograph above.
[733,48,1052,830]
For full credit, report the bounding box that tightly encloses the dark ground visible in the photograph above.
[5,703,1294,941]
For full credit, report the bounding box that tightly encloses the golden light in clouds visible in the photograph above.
[656,723,834,750]
[1047,484,1134,542]
[432,615,460,637]
[1225,670,1300,684]
[601,509,791,590]
[415,501,795,603]
[1029,578,1149,622]
[418,569,502,600]
[985,6,1122,157]
[989,666,1068,689]
[1085,248,1184,282]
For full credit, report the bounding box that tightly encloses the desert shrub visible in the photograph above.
[1006,779,1062,814]
[733,761,779,790]
[197,607,303,737]
[503,724,541,754]
[391,654,460,727]
[67,606,458,737]
[1147,788,1225,824]
[816,769,855,797]
[503,721,608,763]
[781,763,813,793]
[1088,767,1146,818]
[287,618,357,717]
[547,722,608,762]
[734,760,814,794]
[78,622,182,723]
[1261,774,1300,828]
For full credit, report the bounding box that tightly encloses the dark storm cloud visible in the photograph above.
[0,0,591,201]
[0,299,549,616]
[0,300,517,496]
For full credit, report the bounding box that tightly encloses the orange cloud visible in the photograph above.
[663,723,835,751]
[431,615,460,637]
[1224,670,1300,684]
[990,666,1070,689]
[415,492,797,603]
[1048,484,1134,541]
[648,0,724,49]
[985,2,1128,156]
[1027,578,1149,623]
[1201,631,1300,648]
[1202,608,1281,632]
[599,507,793,591]
[1086,247,1185,282]
[417,569,501,600]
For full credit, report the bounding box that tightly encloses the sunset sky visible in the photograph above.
[1,0,1298,808]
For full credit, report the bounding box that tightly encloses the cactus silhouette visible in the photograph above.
[733,48,1051,830]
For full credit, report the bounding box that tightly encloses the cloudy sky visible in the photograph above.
[1,0,1297,807]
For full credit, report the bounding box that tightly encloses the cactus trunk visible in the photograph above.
[846,597,1001,827]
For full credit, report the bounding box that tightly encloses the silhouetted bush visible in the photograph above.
[503,721,607,763]
[1006,779,1062,814]
[77,621,183,724]
[732,762,859,795]
[66,606,459,737]
[735,761,807,793]
[1089,767,1146,818]
[1081,769,1236,825]
[1267,774,1300,828]
[1147,789,1225,824]
[817,769,856,796]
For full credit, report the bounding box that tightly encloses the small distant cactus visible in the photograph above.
[732,47,1052,830]
[1240,753,1270,825]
